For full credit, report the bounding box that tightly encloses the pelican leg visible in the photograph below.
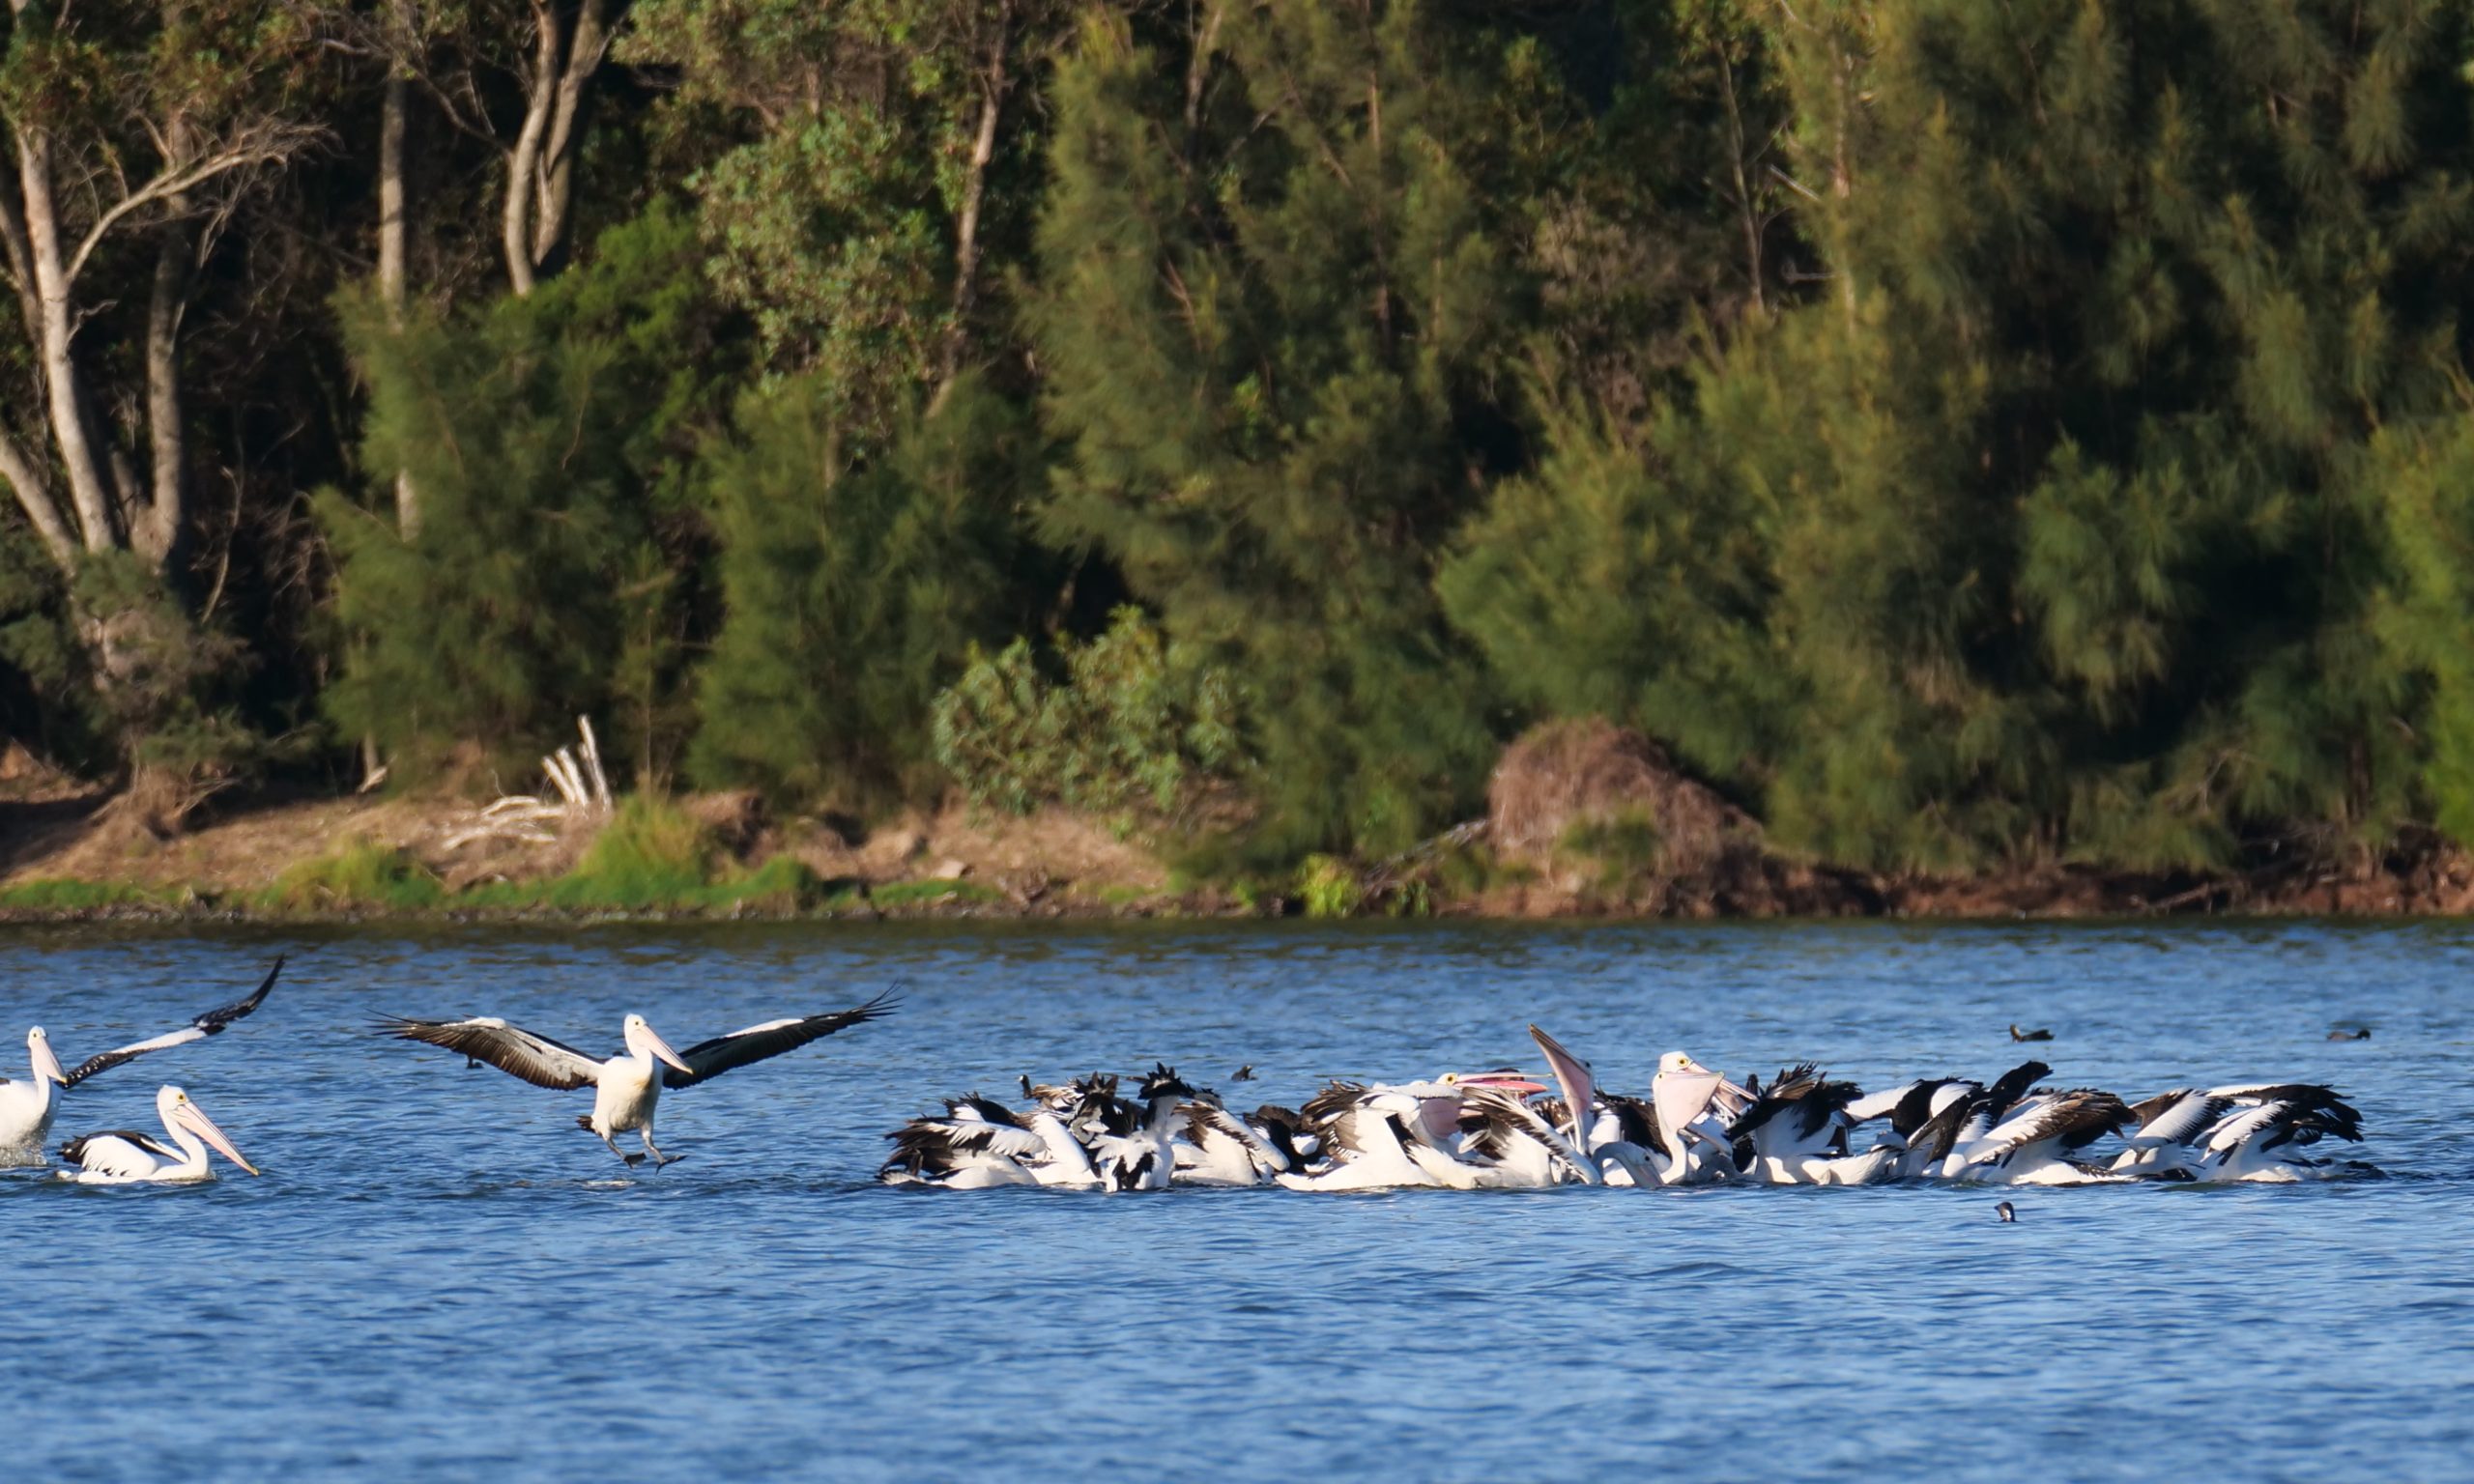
[641,1129,683,1168]
[596,1129,644,1167]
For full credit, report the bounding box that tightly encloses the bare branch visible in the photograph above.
[64,123,322,289]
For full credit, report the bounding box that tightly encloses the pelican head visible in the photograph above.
[27,1027,67,1086]
[1652,1050,1750,1137]
[622,1014,693,1074]
[159,1086,260,1176]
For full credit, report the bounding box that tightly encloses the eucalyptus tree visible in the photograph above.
[0,0,325,788]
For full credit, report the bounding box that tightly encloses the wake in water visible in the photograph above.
[880,1024,2378,1193]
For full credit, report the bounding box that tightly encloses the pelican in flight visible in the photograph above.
[57,1086,261,1184]
[1,957,283,1162]
[383,991,898,1166]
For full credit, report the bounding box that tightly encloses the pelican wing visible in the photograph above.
[661,989,898,1089]
[1966,1090,2129,1167]
[382,1015,605,1091]
[63,956,285,1088]
[59,1129,180,1176]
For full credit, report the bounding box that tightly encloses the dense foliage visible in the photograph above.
[8,0,2474,876]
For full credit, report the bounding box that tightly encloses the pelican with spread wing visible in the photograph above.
[382,990,898,1166]
[0,956,284,1163]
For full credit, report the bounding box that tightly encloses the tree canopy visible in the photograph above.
[7,0,2474,877]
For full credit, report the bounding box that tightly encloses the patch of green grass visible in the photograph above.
[1562,808,1663,889]
[0,877,186,911]
[1296,854,1365,919]
[263,840,444,911]
[539,795,718,908]
[710,855,826,913]
[872,877,1004,908]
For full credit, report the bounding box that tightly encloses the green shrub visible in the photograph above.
[1295,854,1365,919]
[541,795,718,908]
[932,606,1245,822]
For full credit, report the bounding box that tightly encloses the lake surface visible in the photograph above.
[3,920,2468,1481]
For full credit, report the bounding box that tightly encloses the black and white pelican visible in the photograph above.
[1075,1065,1198,1191]
[1272,1070,1548,1191]
[1725,1065,1899,1184]
[383,990,897,1166]
[1,957,283,1163]
[57,1085,261,1184]
[1171,1099,1294,1185]
[2112,1083,2367,1182]
[880,1093,1099,1188]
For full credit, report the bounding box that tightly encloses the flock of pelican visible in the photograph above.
[879,1025,2377,1191]
[0,959,895,1182]
[5,964,2378,1194]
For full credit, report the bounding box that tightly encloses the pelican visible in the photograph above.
[1726,1065,1897,1184]
[1273,1071,1547,1191]
[1,957,283,1162]
[2112,1083,2367,1182]
[1076,1065,1198,1191]
[1172,1099,1293,1185]
[57,1085,261,1184]
[1649,1051,1749,1184]
[383,991,896,1166]
[880,1093,1097,1188]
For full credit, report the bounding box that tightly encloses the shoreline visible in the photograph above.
[5,785,2470,927]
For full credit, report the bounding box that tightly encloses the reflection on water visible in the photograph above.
[3,919,2470,1480]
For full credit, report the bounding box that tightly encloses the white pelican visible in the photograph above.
[1648,1051,1749,1184]
[1,957,283,1162]
[1726,1065,1898,1184]
[881,1093,1099,1188]
[2113,1083,2367,1182]
[1171,1099,1293,1185]
[57,1085,261,1184]
[1936,1088,2132,1184]
[1272,1071,1546,1191]
[1527,1025,1684,1185]
[384,990,896,1166]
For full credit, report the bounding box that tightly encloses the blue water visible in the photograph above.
[3,921,2469,1481]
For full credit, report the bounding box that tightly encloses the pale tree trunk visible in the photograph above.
[503,0,622,298]
[934,0,1014,405]
[14,129,123,554]
[137,215,190,571]
[0,162,77,567]
[1718,53,1767,318]
[380,52,418,534]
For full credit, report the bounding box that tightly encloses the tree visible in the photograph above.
[0,0,323,788]
[620,0,1064,432]
[1446,0,2474,870]
[689,372,1037,807]
[1028,2,1538,855]
[317,202,732,781]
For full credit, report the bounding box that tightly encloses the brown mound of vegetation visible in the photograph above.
[1488,717,1758,874]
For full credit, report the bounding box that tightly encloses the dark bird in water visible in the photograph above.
[1997,1200,2016,1222]
[1233,1064,1257,1082]
[2010,1024,2055,1042]
[2327,1028,2372,1042]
